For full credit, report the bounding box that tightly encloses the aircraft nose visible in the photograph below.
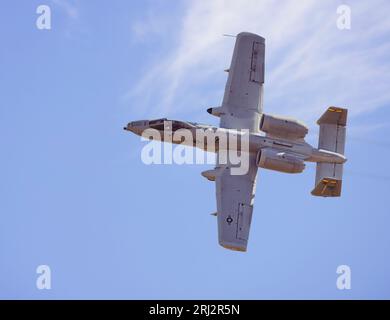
[123,122,133,131]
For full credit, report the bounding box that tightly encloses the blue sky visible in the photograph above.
[1,0,390,299]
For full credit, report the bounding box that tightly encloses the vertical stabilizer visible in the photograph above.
[311,107,347,197]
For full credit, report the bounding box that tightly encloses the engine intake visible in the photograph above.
[260,114,308,139]
[256,148,305,174]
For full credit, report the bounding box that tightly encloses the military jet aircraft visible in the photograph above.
[124,32,347,252]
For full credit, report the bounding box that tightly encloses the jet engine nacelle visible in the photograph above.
[256,148,305,174]
[260,114,308,139]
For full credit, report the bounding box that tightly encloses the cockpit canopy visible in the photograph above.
[148,119,197,131]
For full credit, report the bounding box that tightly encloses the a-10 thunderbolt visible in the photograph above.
[124,32,347,252]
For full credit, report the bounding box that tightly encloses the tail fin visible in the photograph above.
[311,107,348,197]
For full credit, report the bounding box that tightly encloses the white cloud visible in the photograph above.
[126,0,390,133]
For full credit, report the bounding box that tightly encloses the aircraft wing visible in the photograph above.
[215,152,258,252]
[220,32,265,131]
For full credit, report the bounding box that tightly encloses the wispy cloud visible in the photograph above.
[131,9,175,43]
[125,0,390,132]
[51,0,79,20]
[50,0,87,39]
